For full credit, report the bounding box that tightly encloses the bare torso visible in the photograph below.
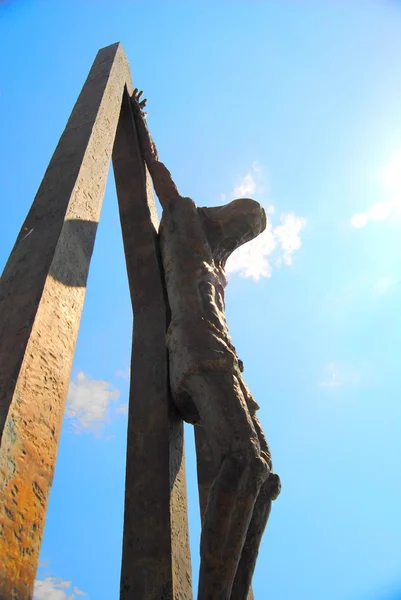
[159,197,240,420]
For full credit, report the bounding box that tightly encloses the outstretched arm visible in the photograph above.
[130,89,180,208]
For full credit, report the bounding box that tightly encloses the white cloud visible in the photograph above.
[226,222,276,280]
[375,275,393,295]
[116,367,130,381]
[115,403,129,415]
[380,147,401,191]
[66,371,120,434]
[350,213,369,228]
[319,362,360,389]
[232,163,268,200]
[234,172,256,197]
[33,577,86,600]
[319,363,343,389]
[226,211,306,280]
[226,165,306,280]
[274,213,306,266]
[351,148,401,228]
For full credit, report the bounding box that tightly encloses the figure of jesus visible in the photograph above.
[131,90,281,600]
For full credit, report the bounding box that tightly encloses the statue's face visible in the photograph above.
[201,198,266,264]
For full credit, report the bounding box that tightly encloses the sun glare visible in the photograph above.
[351,148,401,227]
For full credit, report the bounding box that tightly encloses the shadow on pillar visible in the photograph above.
[49,219,99,288]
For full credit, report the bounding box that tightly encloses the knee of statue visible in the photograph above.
[260,449,273,471]
[254,454,271,486]
[229,448,270,487]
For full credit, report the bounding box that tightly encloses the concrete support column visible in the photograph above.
[0,41,192,600]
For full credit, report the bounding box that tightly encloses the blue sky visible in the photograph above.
[1,1,401,599]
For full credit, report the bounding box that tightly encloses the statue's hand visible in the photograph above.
[131,88,147,117]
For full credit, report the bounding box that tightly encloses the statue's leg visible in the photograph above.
[231,414,281,598]
[183,372,270,600]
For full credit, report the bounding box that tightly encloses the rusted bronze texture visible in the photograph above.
[131,91,281,600]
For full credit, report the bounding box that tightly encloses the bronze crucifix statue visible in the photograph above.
[131,90,281,600]
[0,43,280,599]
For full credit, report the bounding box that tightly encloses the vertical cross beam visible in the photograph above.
[113,91,192,600]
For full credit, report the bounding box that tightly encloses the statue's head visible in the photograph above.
[199,198,266,266]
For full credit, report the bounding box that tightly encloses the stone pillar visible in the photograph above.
[194,427,254,600]
[0,43,134,599]
[113,90,192,600]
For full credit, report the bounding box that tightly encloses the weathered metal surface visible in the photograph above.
[130,89,279,598]
[113,90,192,600]
[194,426,254,600]
[0,43,134,599]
